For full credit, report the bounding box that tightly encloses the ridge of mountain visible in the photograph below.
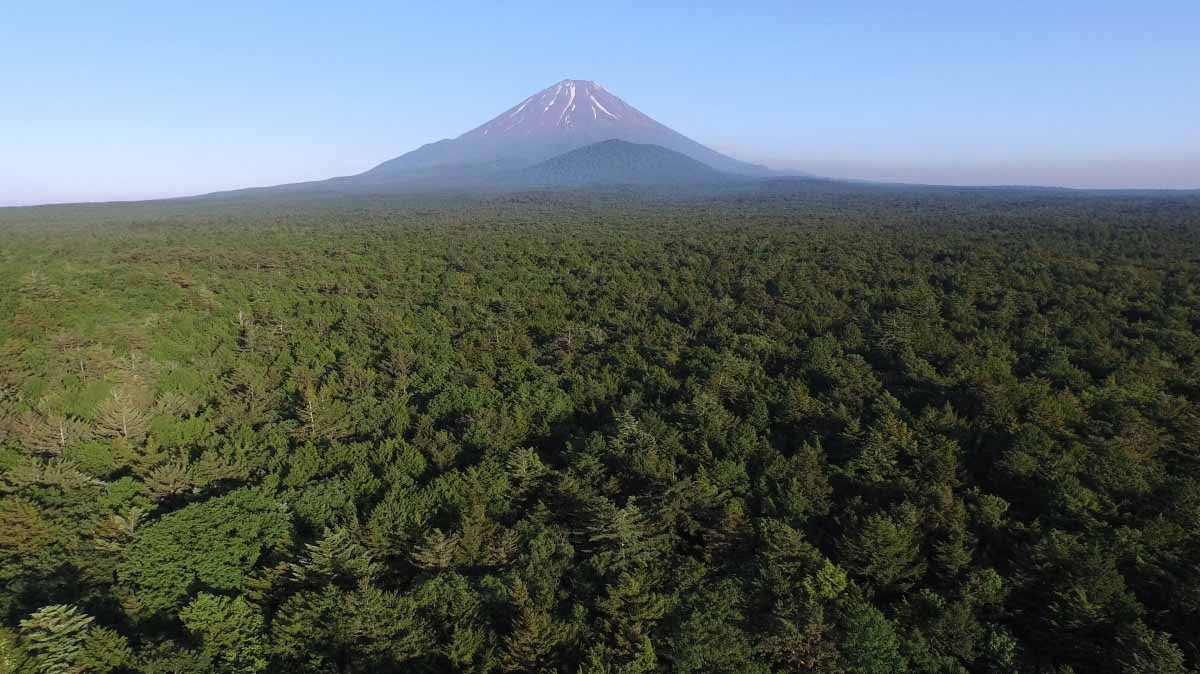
[515,139,733,186]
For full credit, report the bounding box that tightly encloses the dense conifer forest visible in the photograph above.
[1,187,1199,674]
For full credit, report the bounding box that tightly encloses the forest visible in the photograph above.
[1,186,1199,674]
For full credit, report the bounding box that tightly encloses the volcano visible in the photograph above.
[365,79,775,178]
[201,79,786,198]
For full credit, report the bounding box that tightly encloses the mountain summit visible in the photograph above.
[366,79,774,177]
[462,79,658,139]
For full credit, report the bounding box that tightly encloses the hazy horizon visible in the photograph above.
[3,1,1198,206]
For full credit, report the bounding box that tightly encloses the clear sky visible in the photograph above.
[2,1,1198,205]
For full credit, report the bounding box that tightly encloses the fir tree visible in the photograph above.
[17,605,93,674]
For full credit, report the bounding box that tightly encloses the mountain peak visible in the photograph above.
[366,79,778,177]
[460,79,653,139]
[555,78,600,87]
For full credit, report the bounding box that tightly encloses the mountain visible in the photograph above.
[198,79,787,199]
[515,140,731,186]
[366,79,776,178]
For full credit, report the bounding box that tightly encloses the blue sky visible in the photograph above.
[2,1,1197,204]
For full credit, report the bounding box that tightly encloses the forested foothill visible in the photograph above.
[1,185,1199,674]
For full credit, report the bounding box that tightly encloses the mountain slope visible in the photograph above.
[515,140,732,186]
[366,79,776,178]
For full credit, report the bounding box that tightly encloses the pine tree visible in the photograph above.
[118,488,292,614]
[77,627,133,674]
[845,412,915,485]
[0,626,25,674]
[346,586,434,670]
[190,450,250,486]
[0,496,56,557]
[95,388,150,444]
[143,461,195,502]
[758,620,839,674]
[18,605,93,674]
[14,413,92,458]
[292,370,354,442]
[180,594,268,674]
[500,579,568,673]
[2,459,101,494]
[154,390,201,418]
[840,604,907,674]
[412,528,461,571]
[586,499,664,576]
[291,527,378,586]
[92,507,146,554]
[219,364,280,428]
[841,505,926,593]
[506,447,548,496]
[1118,623,1190,674]
[595,573,670,658]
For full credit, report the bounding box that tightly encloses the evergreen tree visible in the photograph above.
[840,604,907,674]
[841,505,927,593]
[500,579,569,673]
[17,605,93,674]
[95,387,151,445]
[180,594,268,674]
